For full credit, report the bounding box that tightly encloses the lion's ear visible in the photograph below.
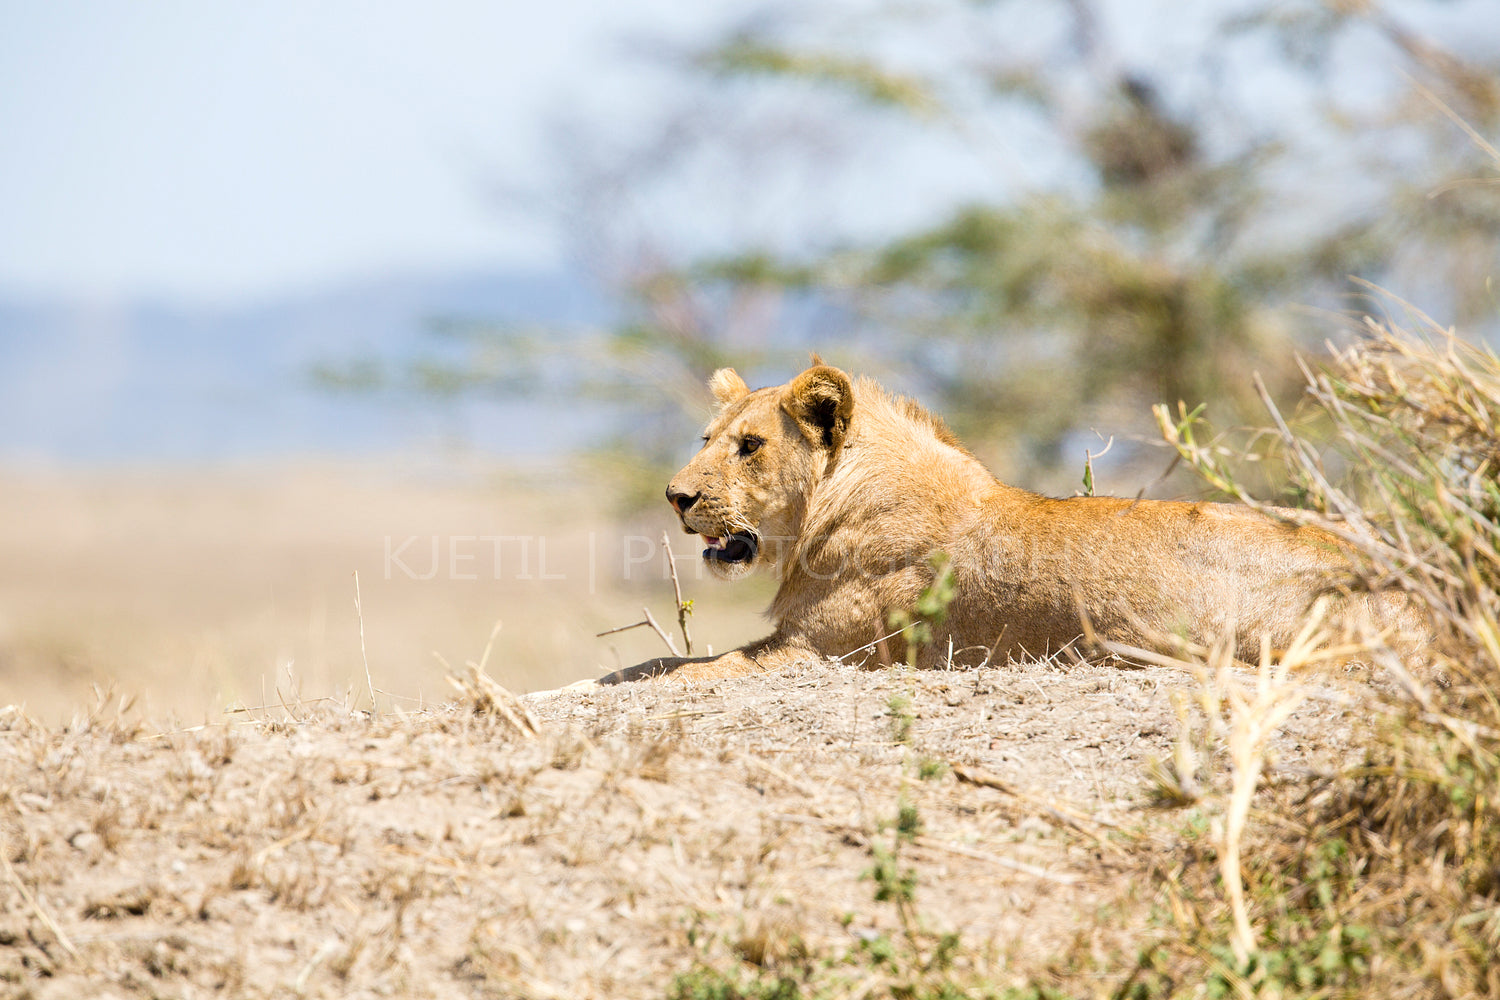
[708,368,750,407]
[785,365,854,450]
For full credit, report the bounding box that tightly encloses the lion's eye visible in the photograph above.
[739,436,763,457]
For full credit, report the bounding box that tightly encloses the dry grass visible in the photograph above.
[1142,313,1500,998]
[0,654,1376,999]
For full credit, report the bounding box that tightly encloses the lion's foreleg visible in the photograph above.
[601,633,817,684]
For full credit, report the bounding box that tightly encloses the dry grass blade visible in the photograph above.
[441,624,540,739]
[1216,607,1328,964]
[445,661,540,739]
[353,569,378,715]
[2,853,81,963]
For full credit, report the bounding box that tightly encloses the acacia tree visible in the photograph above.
[412,0,1500,497]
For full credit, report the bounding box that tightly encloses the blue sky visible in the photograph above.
[3,0,1495,310]
[0,1,732,304]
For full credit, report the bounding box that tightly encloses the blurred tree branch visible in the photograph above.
[324,0,1500,501]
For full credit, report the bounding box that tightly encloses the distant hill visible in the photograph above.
[0,269,612,464]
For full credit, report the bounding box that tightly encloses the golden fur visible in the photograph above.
[603,362,1410,683]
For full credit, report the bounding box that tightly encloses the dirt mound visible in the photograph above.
[0,658,1365,998]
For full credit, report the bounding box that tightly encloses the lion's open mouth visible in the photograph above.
[701,532,758,565]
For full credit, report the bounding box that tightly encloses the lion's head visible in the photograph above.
[666,362,854,580]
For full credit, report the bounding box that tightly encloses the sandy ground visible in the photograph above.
[0,654,1369,999]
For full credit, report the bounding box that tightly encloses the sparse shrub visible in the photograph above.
[1152,315,1500,996]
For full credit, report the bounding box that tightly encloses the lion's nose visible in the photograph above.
[666,489,699,514]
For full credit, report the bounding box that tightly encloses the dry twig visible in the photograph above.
[663,530,694,655]
[596,607,681,657]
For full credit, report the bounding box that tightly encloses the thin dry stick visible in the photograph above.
[226,697,339,715]
[353,570,377,715]
[973,626,1010,672]
[912,836,1080,885]
[833,626,913,664]
[662,530,693,655]
[2,854,80,962]
[596,608,681,657]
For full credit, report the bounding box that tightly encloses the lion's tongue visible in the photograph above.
[702,535,723,549]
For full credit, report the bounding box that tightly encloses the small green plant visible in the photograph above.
[668,800,1006,999]
[1080,435,1112,497]
[850,800,983,998]
[667,968,804,1000]
[886,551,958,666]
[864,805,918,913]
[915,756,949,781]
[885,693,915,745]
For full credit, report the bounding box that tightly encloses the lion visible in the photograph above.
[600,360,1413,684]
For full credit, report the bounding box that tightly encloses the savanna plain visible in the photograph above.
[2,325,1499,999]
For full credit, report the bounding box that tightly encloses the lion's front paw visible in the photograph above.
[598,657,691,685]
